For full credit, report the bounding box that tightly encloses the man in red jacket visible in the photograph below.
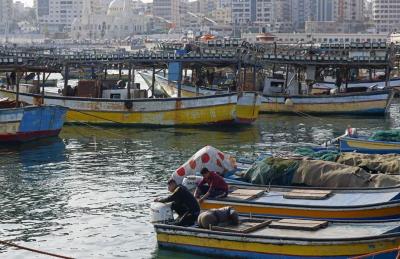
[195,168,229,203]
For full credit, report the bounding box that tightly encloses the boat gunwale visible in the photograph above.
[0,104,68,112]
[340,136,400,145]
[262,90,390,99]
[204,196,400,210]
[154,221,400,243]
[0,88,258,103]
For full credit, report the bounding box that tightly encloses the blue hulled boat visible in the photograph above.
[0,104,67,142]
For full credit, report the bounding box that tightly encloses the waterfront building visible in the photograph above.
[210,7,231,25]
[153,0,187,29]
[372,0,400,33]
[36,0,83,33]
[71,0,150,39]
[242,32,388,44]
[0,0,12,34]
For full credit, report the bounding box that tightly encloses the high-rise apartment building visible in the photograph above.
[231,0,274,28]
[372,0,400,33]
[153,0,186,29]
[337,0,364,21]
[37,0,83,33]
[0,0,13,33]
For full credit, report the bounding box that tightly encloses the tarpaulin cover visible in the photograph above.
[336,153,400,175]
[243,157,400,188]
[172,146,236,184]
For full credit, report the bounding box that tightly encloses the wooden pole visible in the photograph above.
[64,65,69,91]
[15,71,19,108]
[151,66,155,98]
[243,67,247,91]
[104,66,107,79]
[177,63,182,98]
[253,66,257,91]
[42,72,45,105]
[236,61,241,92]
[284,65,289,93]
[119,64,122,79]
[127,63,132,99]
[345,67,349,92]
[385,65,390,88]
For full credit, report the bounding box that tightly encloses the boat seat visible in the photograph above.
[224,187,265,201]
[211,218,271,233]
[269,219,328,231]
[283,189,333,200]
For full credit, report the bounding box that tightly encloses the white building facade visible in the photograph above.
[71,0,150,39]
[36,0,83,33]
[372,0,400,33]
[0,0,13,33]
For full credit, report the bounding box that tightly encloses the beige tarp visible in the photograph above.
[336,153,400,175]
[293,159,400,188]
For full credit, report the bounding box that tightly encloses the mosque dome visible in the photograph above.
[107,0,126,16]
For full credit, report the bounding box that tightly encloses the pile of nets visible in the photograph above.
[243,157,400,188]
[243,157,299,186]
[296,147,400,174]
[369,129,400,142]
[295,147,339,162]
[337,153,400,174]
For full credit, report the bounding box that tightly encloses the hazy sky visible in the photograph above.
[17,0,153,7]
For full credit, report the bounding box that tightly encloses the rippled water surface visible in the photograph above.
[0,101,399,258]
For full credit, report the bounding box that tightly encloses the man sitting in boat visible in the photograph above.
[154,178,200,227]
[195,168,229,202]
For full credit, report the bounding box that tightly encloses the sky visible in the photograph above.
[17,0,153,7]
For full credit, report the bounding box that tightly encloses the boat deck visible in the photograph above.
[224,189,400,207]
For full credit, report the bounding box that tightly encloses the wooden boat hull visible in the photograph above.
[0,89,260,125]
[261,91,391,115]
[0,105,67,142]
[200,185,400,220]
[148,74,391,115]
[155,224,400,258]
[339,137,400,154]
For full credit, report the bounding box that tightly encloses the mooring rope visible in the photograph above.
[0,240,74,259]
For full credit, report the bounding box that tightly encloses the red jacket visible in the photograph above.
[198,171,228,192]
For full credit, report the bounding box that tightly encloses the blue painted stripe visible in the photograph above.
[159,242,349,259]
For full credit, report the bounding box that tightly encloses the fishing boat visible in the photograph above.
[316,128,400,154]
[139,71,227,97]
[154,217,400,258]
[0,101,67,142]
[339,137,400,154]
[199,184,400,220]
[261,90,392,115]
[312,77,400,94]
[0,85,261,125]
[145,73,393,115]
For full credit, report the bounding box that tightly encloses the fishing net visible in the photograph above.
[369,129,400,142]
[336,153,400,175]
[243,157,400,188]
[243,157,299,186]
[295,147,339,162]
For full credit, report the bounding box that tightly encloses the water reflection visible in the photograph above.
[0,101,398,258]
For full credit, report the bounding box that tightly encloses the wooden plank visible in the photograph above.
[269,219,328,231]
[212,219,271,233]
[224,188,265,201]
[283,189,332,200]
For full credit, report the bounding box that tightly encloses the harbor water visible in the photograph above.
[0,95,399,258]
